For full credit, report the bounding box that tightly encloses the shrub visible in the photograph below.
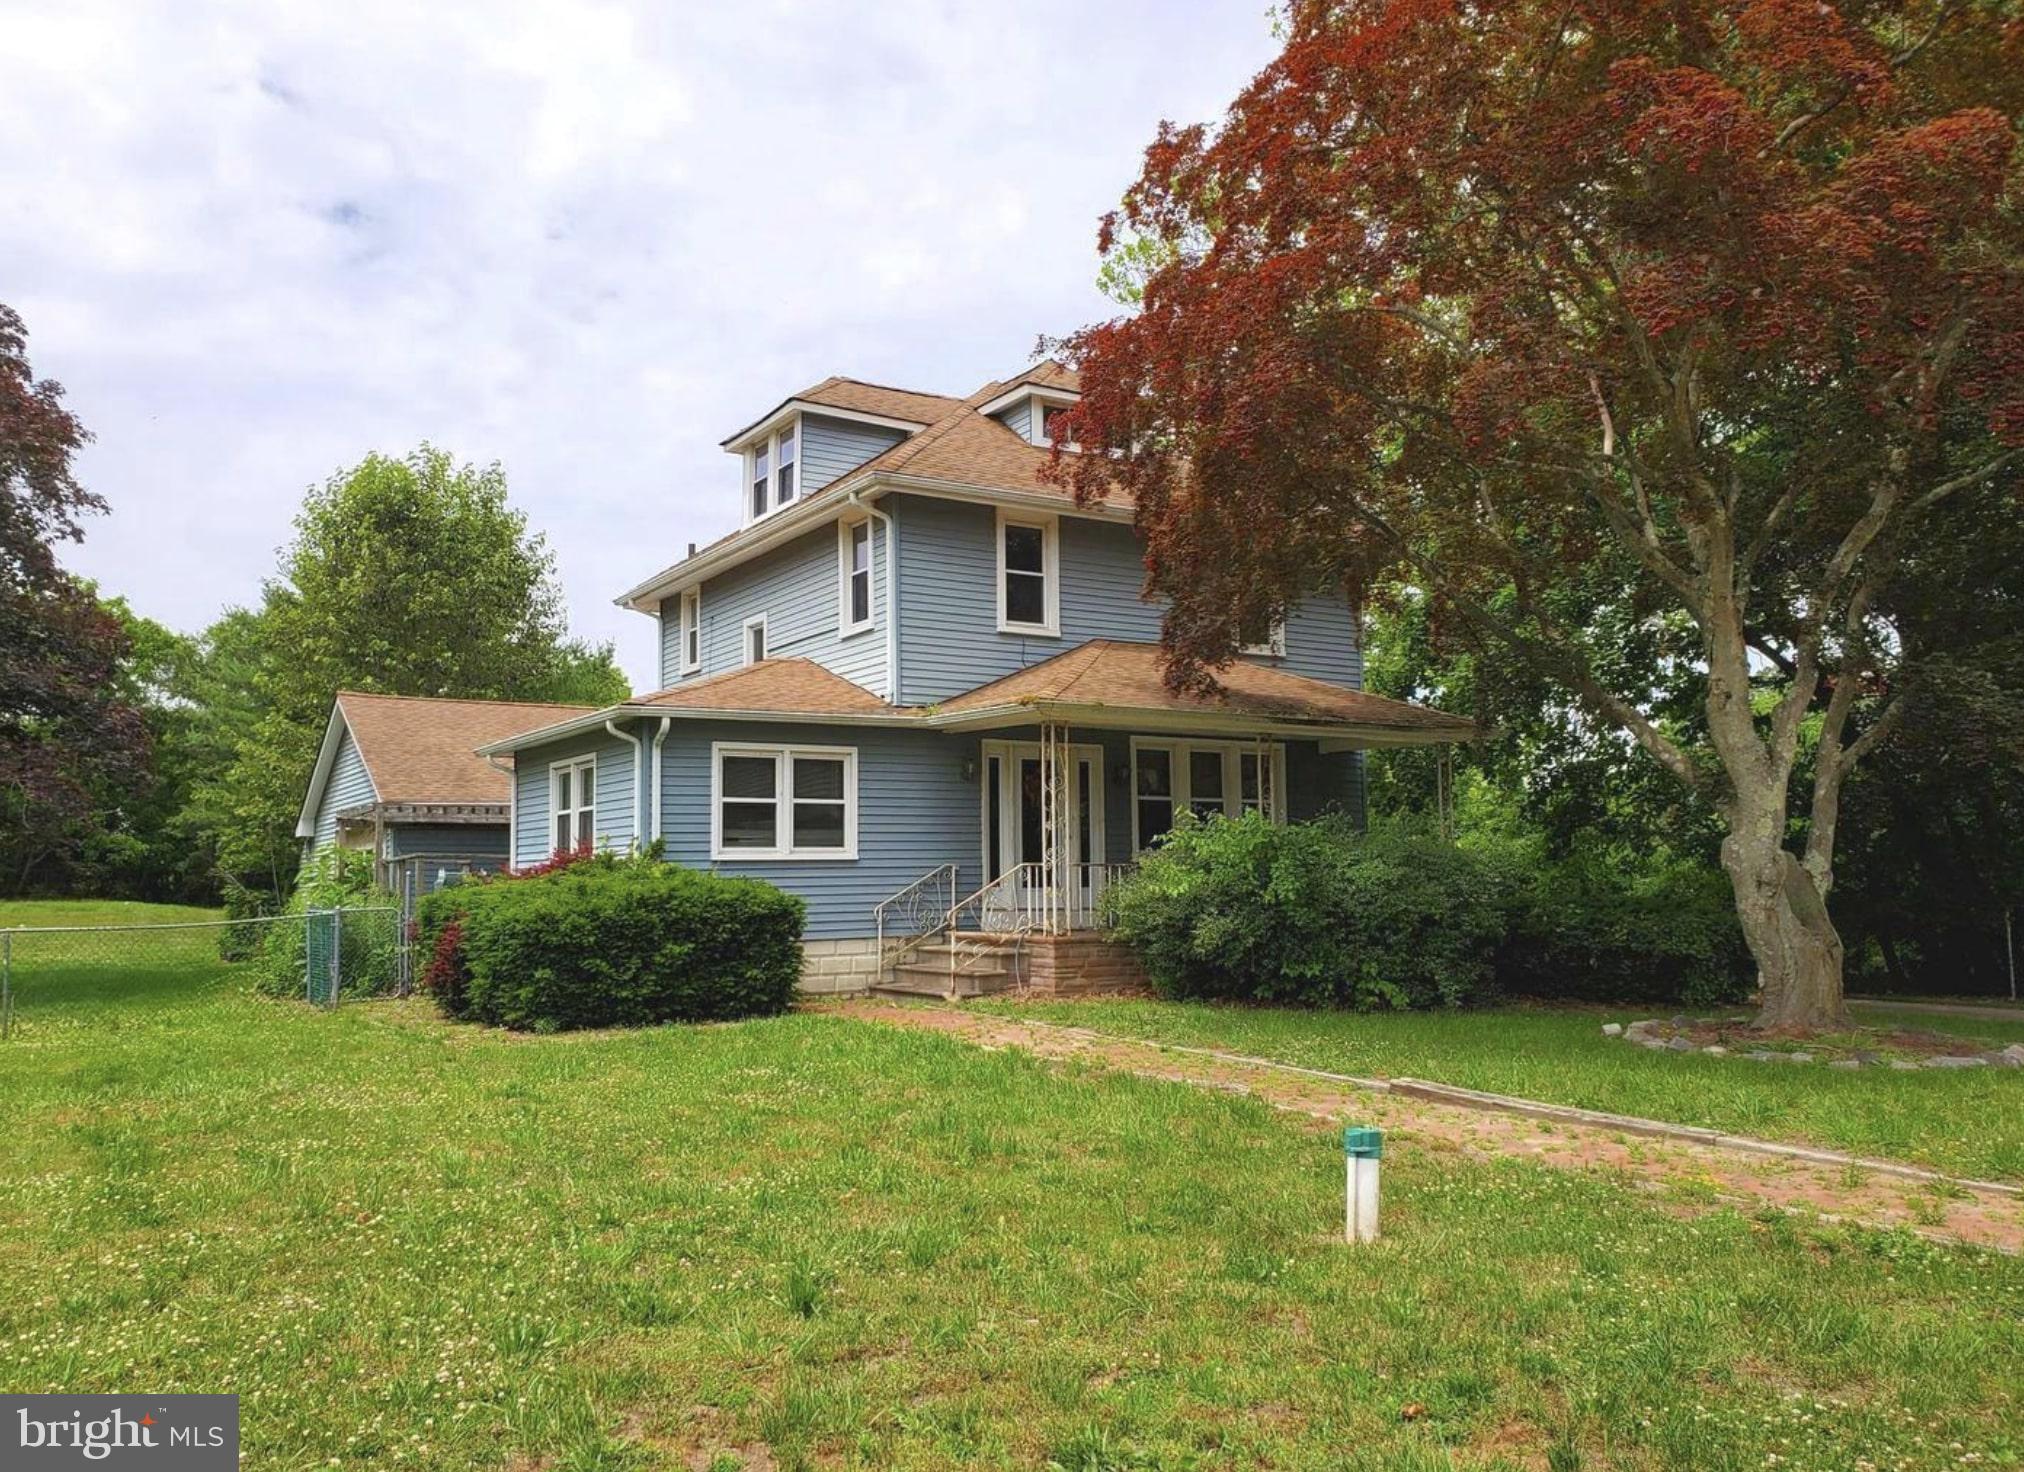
[1497,847,1754,1009]
[1104,814,1509,1009]
[250,848,401,999]
[419,853,804,1031]
[1102,815,1755,1010]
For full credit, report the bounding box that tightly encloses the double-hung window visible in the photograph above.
[1134,746,1176,847]
[712,744,857,859]
[550,757,596,854]
[743,615,767,665]
[839,518,873,633]
[1239,610,1287,657]
[749,438,771,520]
[996,510,1059,636]
[746,422,800,522]
[679,589,701,674]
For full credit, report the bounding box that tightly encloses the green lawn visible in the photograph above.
[974,997,2024,1184]
[1,903,2020,1470]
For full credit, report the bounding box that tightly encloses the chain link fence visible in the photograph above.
[0,906,410,1041]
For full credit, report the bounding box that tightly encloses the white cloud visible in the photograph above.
[1,0,1278,689]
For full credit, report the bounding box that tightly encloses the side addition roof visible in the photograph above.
[294,692,597,838]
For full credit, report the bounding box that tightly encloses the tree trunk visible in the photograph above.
[1721,834,1850,1031]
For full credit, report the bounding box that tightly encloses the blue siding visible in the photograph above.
[656,719,979,940]
[310,728,378,851]
[660,520,889,696]
[800,413,906,495]
[893,494,1362,705]
[511,729,638,867]
[994,399,1034,441]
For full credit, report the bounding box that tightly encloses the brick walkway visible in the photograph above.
[830,998,2024,1254]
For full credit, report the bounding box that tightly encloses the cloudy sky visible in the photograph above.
[3,1,1278,689]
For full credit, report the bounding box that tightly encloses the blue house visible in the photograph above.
[480,364,1471,994]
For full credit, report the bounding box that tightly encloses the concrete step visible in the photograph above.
[874,965,1013,1000]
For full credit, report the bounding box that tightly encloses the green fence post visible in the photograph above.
[2,929,12,1041]
[332,904,343,1007]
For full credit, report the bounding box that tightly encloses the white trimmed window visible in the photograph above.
[550,756,596,853]
[746,421,800,522]
[679,589,701,674]
[1240,611,1287,657]
[712,743,857,859]
[1131,739,1284,848]
[839,518,873,634]
[996,509,1059,636]
[743,614,767,665]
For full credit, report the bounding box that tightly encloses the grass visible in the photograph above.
[0,902,2019,1470]
[972,996,2024,1184]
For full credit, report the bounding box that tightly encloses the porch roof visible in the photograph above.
[929,641,1478,744]
[476,643,1474,754]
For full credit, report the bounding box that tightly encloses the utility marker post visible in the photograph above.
[1344,1126,1382,1243]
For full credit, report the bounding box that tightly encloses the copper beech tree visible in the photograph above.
[1053,0,2024,1030]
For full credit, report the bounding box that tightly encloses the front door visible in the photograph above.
[980,741,1106,928]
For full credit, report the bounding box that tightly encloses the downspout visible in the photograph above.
[649,716,671,852]
[605,719,645,853]
[485,755,517,870]
[848,490,900,703]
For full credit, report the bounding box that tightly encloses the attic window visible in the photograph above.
[746,421,800,522]
[1042,404,1070,443]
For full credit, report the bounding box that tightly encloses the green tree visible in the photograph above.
[197,447,628,890]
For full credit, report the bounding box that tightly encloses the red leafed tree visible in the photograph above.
[0,303,149,892]
[1054,0,2024,1030]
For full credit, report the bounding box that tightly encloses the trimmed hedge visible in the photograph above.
[1102,814,1754,1010]
[418,854,804,1031]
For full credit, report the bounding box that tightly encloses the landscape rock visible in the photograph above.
[1852,1050,1880,1065]
[1787,1052,1814,1064]
[1702,1045,1728,1057]
[1888,1060,1922,1071]
[1745,1050,1780,1062]
[1828,1059,1861,1071]
[1924,1055,1987,1069]
[1601,1023,1624,1038]
[1624,1020,1659,1040]
[1998,1044,2024,1068]
[1665,1037,1696,1052]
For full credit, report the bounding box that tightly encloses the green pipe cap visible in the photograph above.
[1343,1126,1383,1159]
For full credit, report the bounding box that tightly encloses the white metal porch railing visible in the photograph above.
[872,860,1136,991]
[872,863,959,973]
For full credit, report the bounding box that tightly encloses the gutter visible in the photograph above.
[649,716,671,843]
[613,472,1134,614]
[482,698,1472,758]
[604,719,646,850]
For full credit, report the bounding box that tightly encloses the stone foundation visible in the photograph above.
[798,937,882,995]
[1016,934,1148,996]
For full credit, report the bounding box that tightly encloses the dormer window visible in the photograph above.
[745,420,800,522]
[1240,611,1287,658]
[1042,404,1070,444]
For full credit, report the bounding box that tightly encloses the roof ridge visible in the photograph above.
[336,690,598,711]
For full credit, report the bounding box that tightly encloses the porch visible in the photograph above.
[869,717,1289,998]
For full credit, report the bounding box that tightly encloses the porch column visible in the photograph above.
[1038,720,1070,935]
